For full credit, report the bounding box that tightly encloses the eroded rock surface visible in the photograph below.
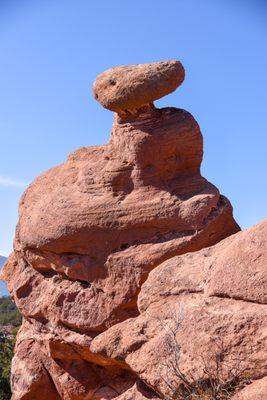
[2,60,265,400]
[93,60,184,112]
[91,220,267,398]
[232,376,267,400]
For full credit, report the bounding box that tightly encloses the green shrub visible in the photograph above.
[0,297,21,399]
[0,331,17,400]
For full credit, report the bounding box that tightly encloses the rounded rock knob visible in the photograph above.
[93,60,185,113]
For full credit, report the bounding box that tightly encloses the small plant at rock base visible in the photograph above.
[151,304,251,400]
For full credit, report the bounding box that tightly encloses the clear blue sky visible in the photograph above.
[0,0,266,256]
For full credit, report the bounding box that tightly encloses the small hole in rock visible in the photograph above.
[120,243,129,250]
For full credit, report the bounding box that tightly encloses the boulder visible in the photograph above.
[93,60,185,112]
[91,220,267,399]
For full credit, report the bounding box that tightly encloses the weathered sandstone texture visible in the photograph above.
[232,376,267,400]
[1,60,266,399]
[93,60,184,113]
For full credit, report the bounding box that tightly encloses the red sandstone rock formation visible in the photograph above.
[1,60,266,399]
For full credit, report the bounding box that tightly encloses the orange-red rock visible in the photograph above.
[232,377,267,400]
[3,61,263,400]
[93,60,185,112]
[91,221,267,398]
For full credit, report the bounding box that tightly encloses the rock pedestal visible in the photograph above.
[1,60,266,400]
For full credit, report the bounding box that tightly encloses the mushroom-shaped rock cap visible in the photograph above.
[93,60,185,113]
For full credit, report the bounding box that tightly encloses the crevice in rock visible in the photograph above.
[210,292,267,306]
[42,362,61,399]
[58,320,103,336]
[159,288,204,298]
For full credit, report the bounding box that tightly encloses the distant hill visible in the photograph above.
[0,256,8,297]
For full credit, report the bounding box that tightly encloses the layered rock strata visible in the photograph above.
[2,60,265,399]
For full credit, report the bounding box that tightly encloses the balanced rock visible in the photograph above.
[3,60,264,400]
[93,60,185,112]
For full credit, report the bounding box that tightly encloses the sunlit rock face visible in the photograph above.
[3,60,265,400]
[93,60,185,112]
